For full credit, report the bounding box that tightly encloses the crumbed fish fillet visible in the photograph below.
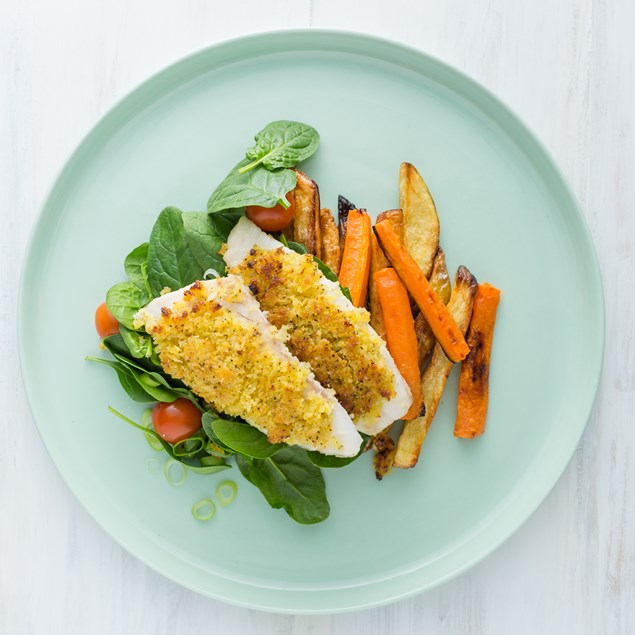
[135,275,362,457]
[225,217,413,435]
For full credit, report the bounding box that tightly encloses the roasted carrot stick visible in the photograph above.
[374,268,423,420]
[374,219,470,363]
[454,283,501,438]
[393,266,477,468]
[414,247,452,364]
[338,209,372,307]
[369,233,390,339]
[368,210,402,339]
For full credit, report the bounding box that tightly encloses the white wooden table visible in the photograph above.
[2,1,633,633]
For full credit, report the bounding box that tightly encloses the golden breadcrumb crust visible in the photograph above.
[143,280,336,449]
[231,247,395,419]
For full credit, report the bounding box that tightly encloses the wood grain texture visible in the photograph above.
[1,0,633,633]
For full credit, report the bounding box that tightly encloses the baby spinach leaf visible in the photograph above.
[147,207,202,297]
[120,361,195,404]
[314,257,338,282]
[201,412,235,454]
[181,211,240,275]
[148,341,162,367]
[241,121,320,173]
[118,325,152,359]
[100,335,200,405]
[235,454,254,485]
[306,452,357,469]
[314,256,353,302]
[284,239,308,255]
[124,242,150,292]
[200,454,228,467]
[102,334,161,373]
[106,243,153,331]
[106,281,147,330]
[235,455,255,484]
[211,418,283,459]
[133,369,181,402]
[207,160,296,213]
[244,446,330,524]
[306,452,358,468]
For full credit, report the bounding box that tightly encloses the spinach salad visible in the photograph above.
[89,121,367,525]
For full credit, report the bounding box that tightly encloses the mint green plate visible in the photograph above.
[19,30,604,613]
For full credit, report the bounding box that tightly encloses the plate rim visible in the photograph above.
[18,28,605,614]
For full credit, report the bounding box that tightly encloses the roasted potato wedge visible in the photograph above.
[376,209,404,241]
[319,208,341,274]
[429,247,451,304]
[414,312,435,367]
[394,265,477,469]
[414,247,452,364]
[399,162,440,279]
[293,169,321,257]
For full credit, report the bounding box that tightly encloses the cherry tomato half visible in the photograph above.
[152,399,202,444]
[245,193,295,232]
[95,302,120,339]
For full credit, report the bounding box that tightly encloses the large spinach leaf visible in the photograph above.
[147,207,202,297]
[240,121,319,173]
[105,281,147,330]
[211,417,283,459]
[182,211,240,275]
[124,242,150,291]
[240,446,330,524]
[207,160,296,213]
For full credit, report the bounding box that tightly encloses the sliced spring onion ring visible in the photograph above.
[203,268,221,279]
[192,498,216,521]
[141,409,152,427]
[145,457,161,474]
[145,433,163,452]
[142,408,163,452]
[172,436,205,457]
[163,459,187,487]
[216,480,238,507]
